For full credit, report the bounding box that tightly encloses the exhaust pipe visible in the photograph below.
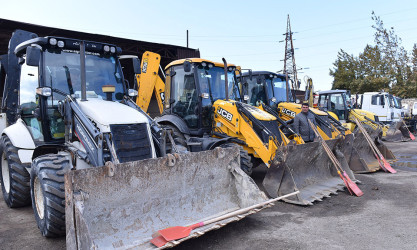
[80,41,87,101]
[222,58,229,101]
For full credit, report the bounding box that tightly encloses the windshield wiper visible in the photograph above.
[63,66,75,95]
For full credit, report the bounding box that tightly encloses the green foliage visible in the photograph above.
[330,12,417,98]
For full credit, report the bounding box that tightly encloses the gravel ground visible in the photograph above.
[1,140,416,250]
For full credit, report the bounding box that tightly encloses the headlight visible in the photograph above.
[104,45,110,52]
[49,38,57,46]
[201,62,207,67]
[208,63,214,68]
[110,47,116,53]
[128,89,138,97]
[57,41,65,48]
[244,95,249,101]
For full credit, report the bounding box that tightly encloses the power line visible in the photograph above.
[296,7,417,33]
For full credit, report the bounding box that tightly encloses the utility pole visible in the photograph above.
[282,15,298,101]
[186,30,189,48]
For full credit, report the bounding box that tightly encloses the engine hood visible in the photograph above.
[77,99,149,132]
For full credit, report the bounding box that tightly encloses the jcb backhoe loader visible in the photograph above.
[156,58,350,205]
[238,71,371,174]
[0,30,270,249]
[318,90,396,171]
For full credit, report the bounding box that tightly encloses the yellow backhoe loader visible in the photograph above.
[317,90,396,169]
[237,71,370,173]
[238,71,395,174]
[155,58,353,205]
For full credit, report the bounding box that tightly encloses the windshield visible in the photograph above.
[44,50,125,101]
[244,76,267,106]
[391,95,401,109]
[43,49,124,140]
[197,66,240,102]
[270,76,287,103]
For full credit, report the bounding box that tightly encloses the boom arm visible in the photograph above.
[60,94,105,167]
[135,51,165,115]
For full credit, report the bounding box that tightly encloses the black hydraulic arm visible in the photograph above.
[55,89,103,167]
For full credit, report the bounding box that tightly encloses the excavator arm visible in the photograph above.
[135,51,166,115]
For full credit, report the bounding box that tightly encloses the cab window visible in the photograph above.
[19,62,43,141]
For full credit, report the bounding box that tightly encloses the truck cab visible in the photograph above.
[359,92,402,124]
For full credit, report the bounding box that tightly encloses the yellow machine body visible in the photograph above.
[135,51,166,116]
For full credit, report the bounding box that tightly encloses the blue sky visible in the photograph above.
[2,0,417,91]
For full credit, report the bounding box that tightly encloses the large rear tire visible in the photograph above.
[30,154,71,237]
[0,135,31,208]
[220,143,253,175]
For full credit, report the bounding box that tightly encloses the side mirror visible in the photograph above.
[183,61,192,73]
[26,46,41,67]
[132,58,141,74]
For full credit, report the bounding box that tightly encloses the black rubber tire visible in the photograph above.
[0,135,31,208]
[30,154,71,237]
[164,125,187,154]
[220,143,253,175]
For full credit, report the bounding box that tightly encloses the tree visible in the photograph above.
[329,12,417,98]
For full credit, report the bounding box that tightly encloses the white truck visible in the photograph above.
[356,92,404,124]
[402,98,417,118]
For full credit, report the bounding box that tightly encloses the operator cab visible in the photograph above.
[240,71,290,107]
[13,36,126,143]
[318,90,350,123]
[164,58,241,136]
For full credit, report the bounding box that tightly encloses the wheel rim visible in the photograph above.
[1,152,10,194]
[34,177,45,219]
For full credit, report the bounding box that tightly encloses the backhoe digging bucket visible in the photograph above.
[263,138,353,206]
[65,147,270,249]
[383,121,411,142]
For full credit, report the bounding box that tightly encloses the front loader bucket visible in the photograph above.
[263,139,351,206]
[349,124,396,173]
[65,148,270,249]
[350,125,381,173]
[383,121,410,142]
[376,138,396,161]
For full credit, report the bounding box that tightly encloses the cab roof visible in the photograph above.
[241,71,286,78]
[318,89,349,95]
[165,58,235,70]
